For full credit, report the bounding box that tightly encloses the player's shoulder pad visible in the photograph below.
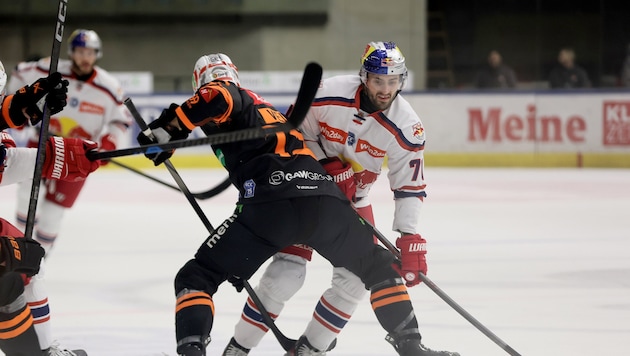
[389,98,425,144]
[317,75,361,99]
[91,66,125,101]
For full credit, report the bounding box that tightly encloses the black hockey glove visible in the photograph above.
[136,103,191,166]
[0,235,45,277]
[228,275,245,292]
[9,72,69,126]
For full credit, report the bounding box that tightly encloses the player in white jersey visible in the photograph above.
[223,42,458,356]
[8,29,131,255]
[1,59,100,356]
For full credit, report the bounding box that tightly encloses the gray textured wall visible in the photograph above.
[0,0,426,92]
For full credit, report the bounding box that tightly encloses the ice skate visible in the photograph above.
[42,342,88,356]
[284,336,326,356]
[222,337,250,356]
[387,334,460,356]
[177,342,205,356]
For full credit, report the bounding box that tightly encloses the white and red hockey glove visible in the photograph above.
[97,134,116,166]
[43,136,100,182]
[394,233,427,287]
[321,157,356,202]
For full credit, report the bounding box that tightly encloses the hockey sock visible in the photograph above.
[370,281,420,340]
[175,289,214,353]
[0,274,42,355]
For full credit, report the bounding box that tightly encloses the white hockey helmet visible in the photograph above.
[359,41,408,89]
[0,60,6,103]
[192,53,240,92]
[67,29,102,59]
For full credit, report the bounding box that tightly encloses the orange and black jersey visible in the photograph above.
[174,80,345,203]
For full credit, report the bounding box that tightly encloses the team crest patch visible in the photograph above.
[347,132,356,146]
[243,179,256,198]
[412,122,425,139]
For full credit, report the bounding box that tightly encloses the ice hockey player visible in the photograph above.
[9,29,131,256]
[1,59,99,355]
[223,41,460,356]
[136,52,458,356]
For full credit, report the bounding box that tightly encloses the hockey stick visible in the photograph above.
[124,96,302,352]
[125,61,321,351]
[24,0,67,240]
[125,99,214,231]
[126,99,298,351]
[87,61,323,162]
[108,159,232,200]
[362,218,523,356]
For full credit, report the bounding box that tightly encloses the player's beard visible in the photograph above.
[368,91,395,111]
[72,60,94,76]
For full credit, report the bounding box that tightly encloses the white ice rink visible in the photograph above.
[1,166,629,356]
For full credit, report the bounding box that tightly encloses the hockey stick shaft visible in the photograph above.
[24,0,67,240]
[125,99,213,230]
[89,122,294,160]
[364,218,522,356]
[125,99,298,351]
[88,62,322,162]
[109,159,232,200]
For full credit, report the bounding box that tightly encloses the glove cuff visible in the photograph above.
[5,95,29,128]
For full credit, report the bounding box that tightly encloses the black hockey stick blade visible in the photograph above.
[87,62,322,162]
[363,217,523,356]
[286,61,322,127]
[109,159,232,200]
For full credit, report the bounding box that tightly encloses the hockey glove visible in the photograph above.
[97,134,117,166]
[0,235,45,277]
[136,103,191,166]
[321,157,356,202]
[43,136,100,182]
[393,233,427,287]
[228,275,245,292]
[9,72,69,126]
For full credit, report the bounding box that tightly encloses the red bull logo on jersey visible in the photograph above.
[412,123,425,140]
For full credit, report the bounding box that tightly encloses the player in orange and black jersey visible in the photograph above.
[137,53,433,356]
[193,83,338,204]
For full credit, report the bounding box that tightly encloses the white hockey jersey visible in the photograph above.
[8,57,130,146]
[301,75,426,234]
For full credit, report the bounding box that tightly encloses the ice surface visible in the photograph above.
[1,167,629,356]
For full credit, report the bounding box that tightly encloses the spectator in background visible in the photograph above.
[548,47,591,89]
[474,50,517,89]
[621,43,630,87]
